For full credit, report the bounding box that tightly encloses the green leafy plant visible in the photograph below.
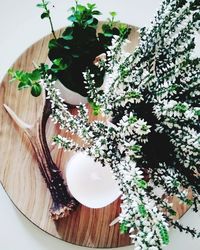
[8,68,42,97]
[47,2,130,96]
[9,1,130,99]
[47,2,105,96]
[98,12,130,48]
[68,2,101,28]
[36,0,57,39]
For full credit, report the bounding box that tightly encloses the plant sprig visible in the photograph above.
[8,68,43,97]
[37,0,57,39]
[99,12,131,48]
[68,2,102,29]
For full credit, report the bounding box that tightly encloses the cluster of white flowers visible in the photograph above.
[44,76,170,249]
[42,0,200,249]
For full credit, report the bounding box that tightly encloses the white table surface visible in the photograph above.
[0,1,200,249]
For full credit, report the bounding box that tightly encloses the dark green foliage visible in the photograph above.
[176,0,187,8]
[48,3,131,97]
[48,39,59,49]
[10,1,130,97]
[98,15,131,49]
[67,3,101,29]
[190,0,200,11]
[48,22,105,96]
[47,2,104,96]
[51,58,68,73]
[41,12,50,19]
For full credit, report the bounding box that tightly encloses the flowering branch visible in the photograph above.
[41,0,200,249]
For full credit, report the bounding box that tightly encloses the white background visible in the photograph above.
[0,1,200,249]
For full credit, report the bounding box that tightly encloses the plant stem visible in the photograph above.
[49,15,57,40]
[42,0,57,39]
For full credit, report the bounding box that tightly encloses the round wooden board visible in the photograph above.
[0,26,191,248]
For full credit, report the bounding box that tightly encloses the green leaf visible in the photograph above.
[138,204,147,218]
[175,103,188,113]
[86,17,94,25]
[68,15,77,23]
[70,6,76,12]
[72,54,79,58]
[29,69,41,81]
[63,27,73,35]
[136,180,148,189]
[31,83,42,97]
[92,10,102,15]
[87,3,96,10]
[39,63,49,75]
[103,32,113,37]
[51,68,58,73]
[20,73,30,83]
[52,58,68,71]
[36,1,49,8]
[77,5,86,12]
[59,63,68,70]
[63,34,73,40]
[195,109,200,116]
[62,28,73,40]
[120,222,128,234]
[88,100,101,115]
[169,209,176,216]
[89,18,98,28]
[185,199,193,206]
[64,45,70,49]
[18,81,31,90]
[48,39,58,49]
[53,58,62,66]
[36,3,44,8]
[8,68,14,76]
[128,115,137,124]
[93,110,99,116]
[41,12,49,19]
[110,11,117,17]
[14,70,24,80]
[102,24,111,33]
[158,224,170,245]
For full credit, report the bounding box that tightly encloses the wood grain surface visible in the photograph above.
[0,25,191,248]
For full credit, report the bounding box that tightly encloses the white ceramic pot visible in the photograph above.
[66,152,121,209]
[55,80,88,105]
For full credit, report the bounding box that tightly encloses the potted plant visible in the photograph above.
[9,0,130,105]
[42,0,200,249]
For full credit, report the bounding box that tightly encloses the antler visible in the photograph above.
[3,92,79,220]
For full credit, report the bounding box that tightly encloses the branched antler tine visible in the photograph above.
[3,102,79,219]
[3,104,33,131]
